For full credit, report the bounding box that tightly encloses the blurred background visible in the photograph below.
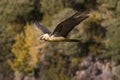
[0,0,120,80]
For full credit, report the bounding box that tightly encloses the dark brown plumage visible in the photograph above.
[52,11,89,37]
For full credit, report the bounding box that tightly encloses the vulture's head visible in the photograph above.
[40,34,50,41]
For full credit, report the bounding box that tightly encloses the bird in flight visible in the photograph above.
[34,11,89,42]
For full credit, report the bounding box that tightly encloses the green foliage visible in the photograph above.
[39,52,73,80]
[116,0,120,17]
[0,0,41,25]
[0,25,16,74]
[99,0,117,10]
[116,66,120,79]
[106,19,120,63]
[82,18,106,55]
[40,0,69,16]
[40,0,70,26]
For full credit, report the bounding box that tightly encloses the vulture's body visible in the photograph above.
[34,11,89,42]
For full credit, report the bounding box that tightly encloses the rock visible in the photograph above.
[74,56,118,80]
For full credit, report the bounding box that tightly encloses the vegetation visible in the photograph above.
[0,0,120,80]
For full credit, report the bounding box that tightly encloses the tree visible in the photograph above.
[0,25,16,80]
[8,23,40,75]
[0,0,41,25]
[106,19,120,63]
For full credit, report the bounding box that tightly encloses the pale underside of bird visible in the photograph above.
[34,11,90,42]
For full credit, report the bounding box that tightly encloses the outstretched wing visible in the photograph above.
[51,11,89,37]
[34,21,51,34]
